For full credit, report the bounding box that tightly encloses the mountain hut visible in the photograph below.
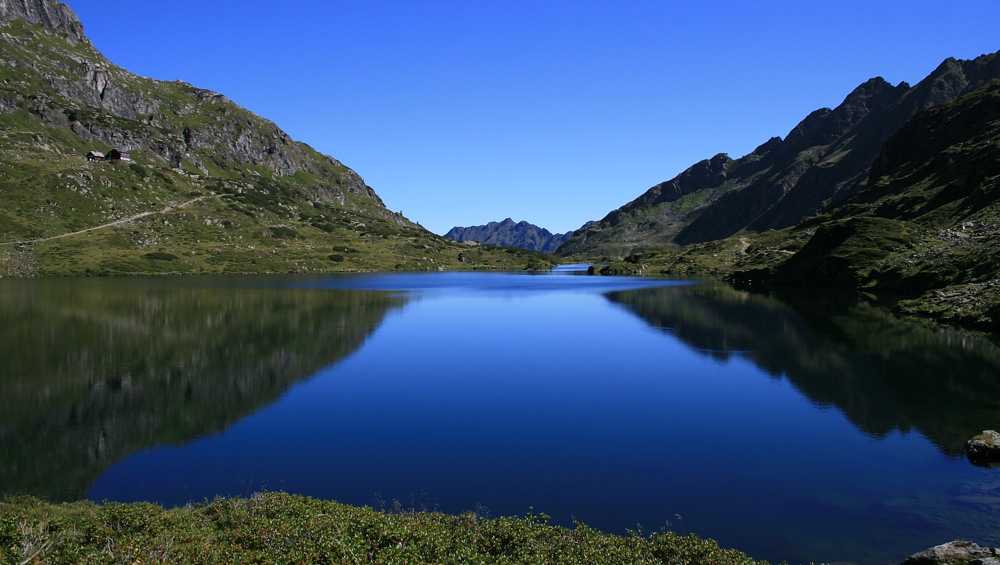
[105,149,132,163]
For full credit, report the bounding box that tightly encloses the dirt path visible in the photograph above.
[0,195,210,246]
[739,237,751,253]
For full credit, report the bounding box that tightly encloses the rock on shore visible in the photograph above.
[966,430,1000,466]
[902,540,1000,564]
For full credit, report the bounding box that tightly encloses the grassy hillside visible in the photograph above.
[600,80,1000,330]
[0,14,555,275]
[560,52,1000,259]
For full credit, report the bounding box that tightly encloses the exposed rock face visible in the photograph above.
[0,0,86,42]
[445,218,574,253]
[559,51,1000,258]
[0,0,515,277]
[0,0,389,213]
[901,540,1000,565]
[966,430,1000,466]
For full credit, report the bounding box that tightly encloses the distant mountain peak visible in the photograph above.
[445,219,574,253]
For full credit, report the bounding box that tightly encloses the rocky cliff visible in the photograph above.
[0,0,84,42]
[559,51,1000,258]
[445,218,573,253]
[0,0,377,204]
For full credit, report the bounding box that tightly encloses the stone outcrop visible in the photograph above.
[966,430,1000,466]
[0,0,86,42]
[901,540,1000,564]
[0,0,391,216]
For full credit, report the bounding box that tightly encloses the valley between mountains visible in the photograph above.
[3,4,1000,564]
[2,0,1000,331]
[0,0,553,277]
[452,54,1000,331]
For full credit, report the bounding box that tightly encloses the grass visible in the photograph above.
[0,493,766,565]
[0,152,558,276]
[0,116,559,276]
[0,15,563,277]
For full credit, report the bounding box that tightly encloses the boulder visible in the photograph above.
[966,430,1000,466]
[901,540,1000,564]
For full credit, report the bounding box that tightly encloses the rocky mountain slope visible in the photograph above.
[604,77,1000,330]
[560,52,1000,258]
[0,0,553,275]
[445,218,574,253]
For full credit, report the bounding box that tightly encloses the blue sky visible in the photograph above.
[68,1,999,235]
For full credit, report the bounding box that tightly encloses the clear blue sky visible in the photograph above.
[67,1,999,235]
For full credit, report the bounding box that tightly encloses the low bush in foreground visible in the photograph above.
[0,492,766,564]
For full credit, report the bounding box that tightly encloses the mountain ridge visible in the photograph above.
[599,76,1000,329]
[559,51,1000,258]
[445,218,574,253]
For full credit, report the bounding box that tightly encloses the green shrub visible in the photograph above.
[144,251,178,261]
[95,501,164,534]
[0,492,766,565]
[268,226,300,240]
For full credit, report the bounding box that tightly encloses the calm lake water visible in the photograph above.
[2,269,1000,564]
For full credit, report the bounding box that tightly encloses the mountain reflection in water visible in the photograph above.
[605,284,1000,458]
[0,276,405,501]
[2,273,1000,565]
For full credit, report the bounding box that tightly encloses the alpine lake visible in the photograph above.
[2,267,999,565]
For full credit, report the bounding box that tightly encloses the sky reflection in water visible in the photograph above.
[13,272,995,565]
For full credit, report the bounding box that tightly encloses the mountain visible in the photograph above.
[764,77,1000,327]
[444,218,575,253]
[0,0,554,275]
[602,77,1000,329]
[559,52,1000,258]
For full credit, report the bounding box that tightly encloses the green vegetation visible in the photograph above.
[0,493,764,565]
[0,131,557,276]
[0,15,557,277]
[589,79,1000,331]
